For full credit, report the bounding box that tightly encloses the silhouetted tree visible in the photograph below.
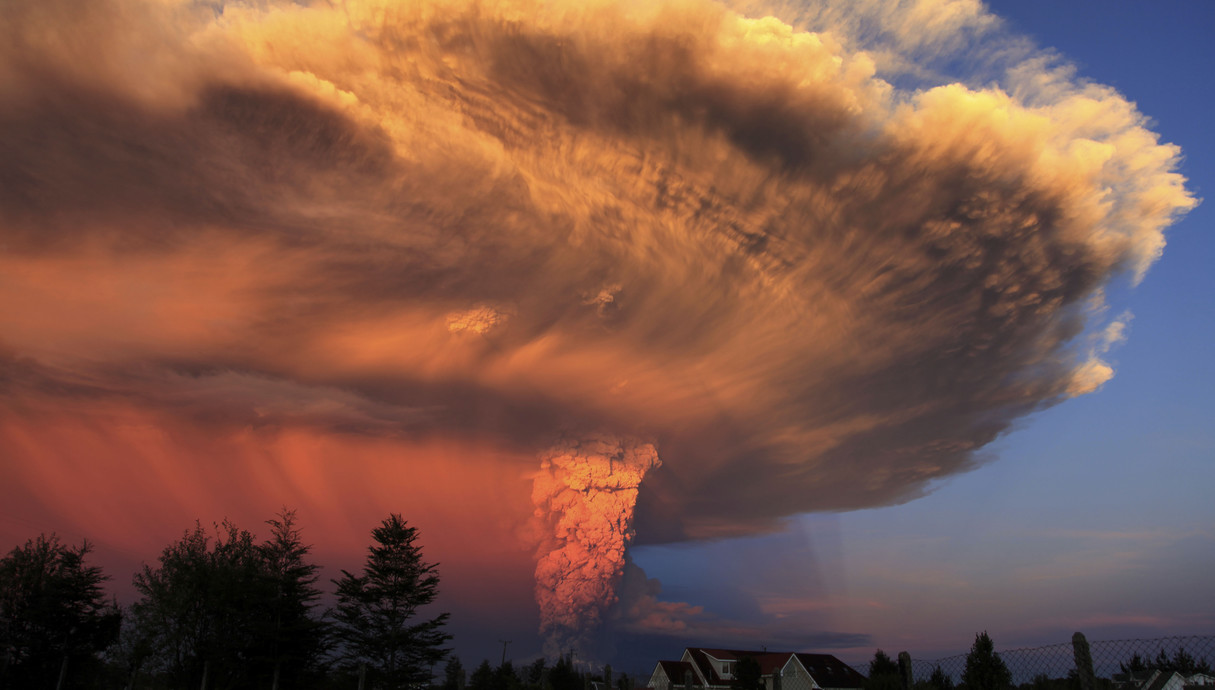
[1163,648,1209,676]
[470,660,496,690]
[0,534,120,688]
[131,520,273,689]
[1024,673,1053,690]
[445,656,467,690]
[548,652,582,690]
[1189,654,1211,676]
[260,509,328,688]
[330,514,451,689]
[495,660,524,690]
[525,657,546,690]
[916,665,956,690]
[962,632,1012,690]
[929,666,955,690]
[1153,650,1173,674]
[1120,654,1148,677]
[867,650,902,690]
[103,606,157,690]
[1124,648,1213,676]
[732,656,764,690]
[1015,670,1109,690]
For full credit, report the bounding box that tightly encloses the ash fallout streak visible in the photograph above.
[0,0,1195,658]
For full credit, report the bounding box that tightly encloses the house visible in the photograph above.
[1139,671,1188,690]
[651,661,706,690]
[647,648,866,690]
[1115,671,1215,690]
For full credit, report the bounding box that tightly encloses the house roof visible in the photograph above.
[753,654,798,676]
[688,648,786,686]
[788,654,867,689]
[1144,672,1184,690]
[658,661,703,687]
[659,648,864,689]
[686,648,725,685]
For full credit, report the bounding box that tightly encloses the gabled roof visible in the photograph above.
[686,648,726,686]
[687,648,782,686]
[1144,672,1184,690]
[787,653,867,689]
[661,648,864,690]
[658,661,703,687]
[698,649,747,661]
[753,654,797,676]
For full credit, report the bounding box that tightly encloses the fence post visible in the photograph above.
[898,652,913,690]
[1073,632,1095,690]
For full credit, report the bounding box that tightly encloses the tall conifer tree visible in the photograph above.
[331,514,451,689]
[962,632,1012,690]
[261,509,327,689]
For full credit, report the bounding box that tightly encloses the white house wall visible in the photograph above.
[649,665,671,690]
[780,658,821,690]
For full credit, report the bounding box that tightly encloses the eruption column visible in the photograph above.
[531,436,661,658]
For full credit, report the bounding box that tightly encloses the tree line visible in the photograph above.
[0,510,449,690]
[1118,649,1212,678]
[861,632,1213,690]
[861,633,1031,690]
[440,654,639,690]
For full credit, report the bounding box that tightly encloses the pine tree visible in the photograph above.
[1154,650,1173,673]
[444,656,467,690]
[0,535,120,688]
[525,657,546,690]
[495,660,522,690]
[331,514,451,689]
[928,666,955,690]
[867,650,902,690]
[548,653,582,690]
[1120,654,1148,677]
[962,632,1012,690]
[260,509,327,688]
[469,660,495,690]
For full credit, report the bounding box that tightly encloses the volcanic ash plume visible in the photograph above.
[531,437,661,657]
[0,0,1200,645]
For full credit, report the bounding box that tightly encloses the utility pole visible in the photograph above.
[499,640,512,666]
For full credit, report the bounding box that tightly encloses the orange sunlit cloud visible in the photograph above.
[0,0,1197,656]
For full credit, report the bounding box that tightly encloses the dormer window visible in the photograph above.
[722,662,733,677]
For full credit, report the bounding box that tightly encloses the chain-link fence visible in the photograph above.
[873,634,1215,689]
